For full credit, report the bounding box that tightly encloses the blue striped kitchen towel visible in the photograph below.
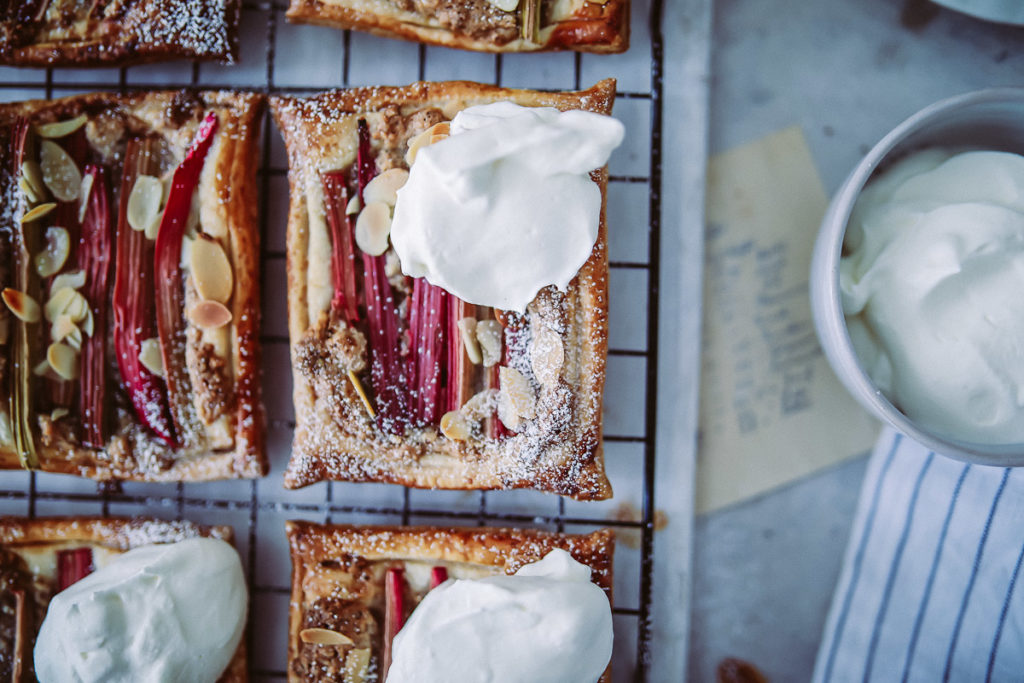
[813,427,1024,683]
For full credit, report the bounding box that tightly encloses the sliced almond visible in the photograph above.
[363,168,409,207]
[40,140,82,202]
[34,226,71,278]
[344,648,371,681]
[19,177,38,204]
[188,300,232,329]
[354,201,392,256]
[300,628,355,646]
[348,370,375,419]
[405,122,451,165]
[384,249,402,278]
[497,391,521,431]
[81,308,94,337]
[430,132,449,145]
[47,342,79,381]
[64,290,89,324]
[476,320,503,368]
[139,338,165,378]
[499,366,536,419]
[127,175,163,234]
[440,410,471,441]
[45,287,76,322]
[51,408,69,421]
[50,314,78,345]
[3,289,40,323]
[21,202,57,224]
[77,172,94,224]
[21,161,46,201]
[190,236,234,304]
[51,270,86,294]
[36,114,88,139]
[462,388,499,421]
[457,317,483,364]
[345,194,362,216]
[487,0,520,10]
[530,326,564,386]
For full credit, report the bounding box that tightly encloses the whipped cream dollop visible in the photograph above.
[841,149,1024,444]
[390,101,624,312]
[34,537,247,683]
[386,549,613,683]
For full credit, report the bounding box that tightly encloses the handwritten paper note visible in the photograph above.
[698,126,879,513]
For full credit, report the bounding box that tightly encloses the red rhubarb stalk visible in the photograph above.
[356,119,410,432]
[56,547,93,591]
[429,566,448,589]
[321,171,360,324]
[113,138,175,446]
[382,567,405,681]
[77,165,112,448]
[446,294,470,413]
[154,112,218,447]
[413,280,445,425]
[12,589,27,679]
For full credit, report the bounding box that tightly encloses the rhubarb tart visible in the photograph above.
[0,0,240,66]
[0,91,266,482]
[0,516,248,682]
[284,0,628,54]
[271,79,620,499]
[286,521,613,682]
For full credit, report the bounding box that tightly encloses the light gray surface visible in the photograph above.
[691,1,1024,680]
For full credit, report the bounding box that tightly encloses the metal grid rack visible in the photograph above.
[0,0,670,679]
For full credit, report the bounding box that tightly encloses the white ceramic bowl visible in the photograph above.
[810,88,1024,466]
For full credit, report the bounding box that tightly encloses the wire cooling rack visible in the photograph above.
[0,0,706,679]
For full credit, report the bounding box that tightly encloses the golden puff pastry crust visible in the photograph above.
[271,79,615,500]
[285,521,613,682]
[0,0,239,67]
[0,516,246,682]
[0,90,266,482]
[285,0,628,53]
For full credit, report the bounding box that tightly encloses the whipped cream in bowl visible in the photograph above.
[386,549,613,683]
[390,101,624,313]
[811,88,1024,463]
[33,537,247,683]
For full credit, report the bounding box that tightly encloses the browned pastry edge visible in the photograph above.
[0,0,240,67]
[284,0,628,53]
[0,515,247,683]
[285,521,614,683]
[0,90,267,483]
[270,79,614,500]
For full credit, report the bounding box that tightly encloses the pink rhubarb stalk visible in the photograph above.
[78,165,112,448]
[382,567,405,680]
[113,138,175,446]
[56,547,93,591]
[321,171,360,324]
[429,566,448,589]
[154,111,218,446]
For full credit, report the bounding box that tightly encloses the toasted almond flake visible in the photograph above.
[51,408,69,421]
[440,410,470,441]
[22,161,46,200]
[345,194,362,216]
[497,391,521,431]
[300,628,355,646]
[347,370,376,418]
[3,289,40,323]
[21,202,57,224]
[139,338,164,378]
[462,388,499,421]
[363,168,409,207]
[64,290,89,324]
[354,201,392,256]
[457,317,483,364]
[50,270,86,294]
[430,132,449,145]
[32,358,51,377]
[50,314,77,344]
[81,308,94,337]
[127,175,163,234]
[190,236,234,304]
[345,648,371,680]
[34,226,71,278]
[36,114,87,139]
[19,177,38,204]
[40,140,82,202]
[47,342,79,380]
[405,122,451,165]
[476,320,503,367]
[487,0,520,10]
[44,287,75,322]
[530,326,564,386]
[0,412,11,447]
[499,366,536,419]
[144,214,162,241]
[77,172,94,224]
[188,300,232,329]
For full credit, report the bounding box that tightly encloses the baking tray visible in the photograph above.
[0,0,709,678]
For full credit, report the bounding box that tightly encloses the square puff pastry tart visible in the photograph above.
[0,90,266,482]
[0,0,240,67]
[285,521,613,682]
[284,0,628,54]
[271,79,615,500]
[0,516,247,682]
